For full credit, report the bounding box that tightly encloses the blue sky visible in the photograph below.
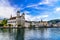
[0,0,60,21]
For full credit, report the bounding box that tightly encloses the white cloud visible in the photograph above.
[27,0,59,8]
[39,0,49,5]
[23,10,49,21]
[24,11,30,14]
[53,7,60,14]
[55,7,60,12]
[39,0,59,6]
[0,0,17,18]
[25,13,48,21]
[27,4,38,7]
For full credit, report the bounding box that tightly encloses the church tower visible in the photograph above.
[10,14,12,18]
[16,10,25,27]
[22,13,25,19]
[17,10,20,17]
[16,10,21,27]
[21,13,25,27]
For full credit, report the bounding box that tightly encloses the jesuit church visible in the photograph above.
[7,10,25,27]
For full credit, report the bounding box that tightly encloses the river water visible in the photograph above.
[0,28,60,40]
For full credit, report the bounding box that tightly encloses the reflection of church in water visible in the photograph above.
[7,10,48,27]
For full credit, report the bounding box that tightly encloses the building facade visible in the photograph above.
[7,10,25,27]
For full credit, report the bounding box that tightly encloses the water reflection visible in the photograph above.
[24,28,51,40]
[0,28,60,40]
[16,28,24,40]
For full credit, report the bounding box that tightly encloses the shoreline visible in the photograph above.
[0,26,60,29]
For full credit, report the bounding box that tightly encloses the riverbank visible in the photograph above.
[0,26,60,29]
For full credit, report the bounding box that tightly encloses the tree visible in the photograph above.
[30,22,32,26]
[8,24,11,27]
[0,23,3,26]
[1,18,7,26]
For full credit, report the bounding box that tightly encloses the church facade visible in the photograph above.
[7,10,25,27]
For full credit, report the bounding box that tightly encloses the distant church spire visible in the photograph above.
[41,19,43,22]
[10,14,12,18]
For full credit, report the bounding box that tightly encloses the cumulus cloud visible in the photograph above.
[24,11,30,14]
[25,12,48,21]
[55,7,60,12]
[0,0,17,18]
[53,7,60,14]
[27,4,38,7]
[39,0,58,5]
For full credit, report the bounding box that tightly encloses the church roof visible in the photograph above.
[10,17,16,20]
[8,16,21,20]
[17,10,20,13]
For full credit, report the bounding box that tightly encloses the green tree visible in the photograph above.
[8,24,11,27]
[0,23,3,26]
[1,18,7,26]
[30,22,32,27]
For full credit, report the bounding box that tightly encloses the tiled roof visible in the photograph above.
[8,16,21,20]
[10,17,16,20]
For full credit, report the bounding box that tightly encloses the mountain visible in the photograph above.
[48,19,60,24]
